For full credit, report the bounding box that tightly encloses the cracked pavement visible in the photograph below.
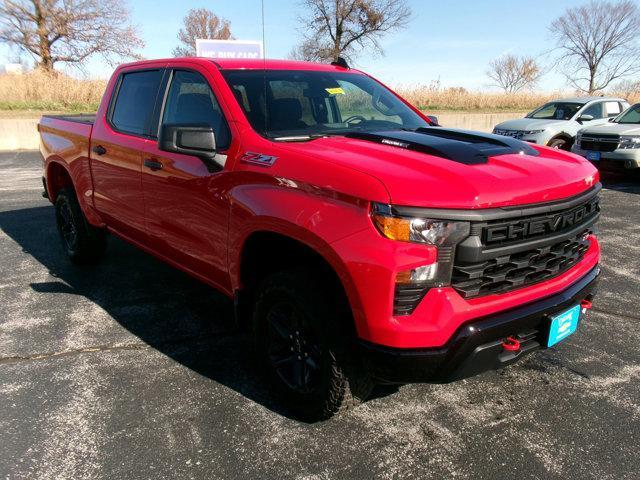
[1,151,639,479]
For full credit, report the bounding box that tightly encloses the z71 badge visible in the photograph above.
[240,152,278,167]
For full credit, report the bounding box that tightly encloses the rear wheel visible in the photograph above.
[55,188,107,264]
[548,137,571,150]
[253,269,373,421]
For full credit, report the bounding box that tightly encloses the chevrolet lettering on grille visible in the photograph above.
[484,198,599,245]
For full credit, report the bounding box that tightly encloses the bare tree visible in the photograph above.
[0,0,144,72]
[173,8,233,57]
[487,54,542,93]
[291,0,411,63]
[613,78,640,98]
[550,0,640,94]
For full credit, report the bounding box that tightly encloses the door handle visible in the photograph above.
[92,145,107,156]
[144,159,163,171]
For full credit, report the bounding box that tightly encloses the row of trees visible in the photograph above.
[488,0,640,94]
[1,0,639,94]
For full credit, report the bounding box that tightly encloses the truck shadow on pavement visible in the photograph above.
[0,205,348,420]
[599,169,640,194]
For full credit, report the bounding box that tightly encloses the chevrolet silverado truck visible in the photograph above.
[493,97,629,150]
[572,102,640,170]
[39,58,601,420]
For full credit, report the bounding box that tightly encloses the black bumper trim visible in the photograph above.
[358,266,600,384]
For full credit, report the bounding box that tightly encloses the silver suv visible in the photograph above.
[571,103,640,170]
[493,97,629,150]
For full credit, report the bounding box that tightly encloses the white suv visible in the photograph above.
[572,103,640,170]
[493,97,629,150]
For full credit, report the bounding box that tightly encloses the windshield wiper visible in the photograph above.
[270,133,345,142]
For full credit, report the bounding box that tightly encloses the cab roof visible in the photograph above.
[553,96,627,104]
[117,57,354,72]
[211,58,352,72]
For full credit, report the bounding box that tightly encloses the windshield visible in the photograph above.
[221,69,429,139]
[526,102,584,120]
[614,103,640,124]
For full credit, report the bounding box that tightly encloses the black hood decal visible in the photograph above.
[345,127,540,165]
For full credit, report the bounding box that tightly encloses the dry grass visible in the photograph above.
[397,81,640,112]
[0,70,106,112]
[0,71,638,115]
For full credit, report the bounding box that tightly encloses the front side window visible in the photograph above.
[526,102,583,120]
[162,70,231,149]
[581,102,604,119]
[111,70,163,135]
[615,103,640,124]
[221,69,429,139]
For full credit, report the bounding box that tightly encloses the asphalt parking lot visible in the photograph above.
[0,150,639,479]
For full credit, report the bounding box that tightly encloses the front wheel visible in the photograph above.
[55,188,107,264]
[253,269,373,421]
[548,138,571,150]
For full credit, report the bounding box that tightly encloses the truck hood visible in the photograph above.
[494,118,564,131]
[278,129,598,209]
[580,121,640,136]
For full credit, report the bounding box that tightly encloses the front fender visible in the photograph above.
[227,178,377,329]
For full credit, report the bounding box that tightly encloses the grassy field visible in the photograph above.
[1,71,638,117]
[0,71,104,114]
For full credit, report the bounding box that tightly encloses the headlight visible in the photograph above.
[371,203,471,315]
[522,129,545,135]
[371,203,470,246]
[619,135,640,149]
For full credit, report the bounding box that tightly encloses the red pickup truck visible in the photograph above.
[39,58,601,420]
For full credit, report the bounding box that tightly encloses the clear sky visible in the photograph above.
[0,0,614,90]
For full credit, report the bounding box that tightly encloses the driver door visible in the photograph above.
[141,67,235,291]
[578,102,606,125]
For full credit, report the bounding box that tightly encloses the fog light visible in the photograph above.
[396,264,437,284]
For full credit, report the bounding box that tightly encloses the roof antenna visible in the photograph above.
[331,57,350,69]
[261,0,268,136]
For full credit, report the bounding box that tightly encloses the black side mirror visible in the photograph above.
[426,115,440,126]
[158,123,220,171]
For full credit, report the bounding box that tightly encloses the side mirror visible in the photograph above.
[577,114,594,123]
[158,123,220,171]
[426,115,440,126]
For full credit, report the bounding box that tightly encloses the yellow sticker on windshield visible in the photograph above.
[325,87,345,95]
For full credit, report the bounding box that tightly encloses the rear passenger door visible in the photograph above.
[90,67,166,242]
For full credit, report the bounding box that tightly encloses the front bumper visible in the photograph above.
[358,265,599,384]
[571,145,640,169]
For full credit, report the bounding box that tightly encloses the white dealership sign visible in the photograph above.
[195,39,264,59]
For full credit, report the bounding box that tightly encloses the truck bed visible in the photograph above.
[41,114,96,125]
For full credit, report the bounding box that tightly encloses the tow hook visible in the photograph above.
[502,336,521,352]
[580,299,593,314]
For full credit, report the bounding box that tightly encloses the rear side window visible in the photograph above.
[111,70,163,135]
[605,101,622,117]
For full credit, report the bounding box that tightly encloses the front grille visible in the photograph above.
[494,129,524,139]
[580,134,619,152]
[452,232,590,298]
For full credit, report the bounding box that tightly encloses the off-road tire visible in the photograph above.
[253,269,373,421]
[55,188,107,264]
